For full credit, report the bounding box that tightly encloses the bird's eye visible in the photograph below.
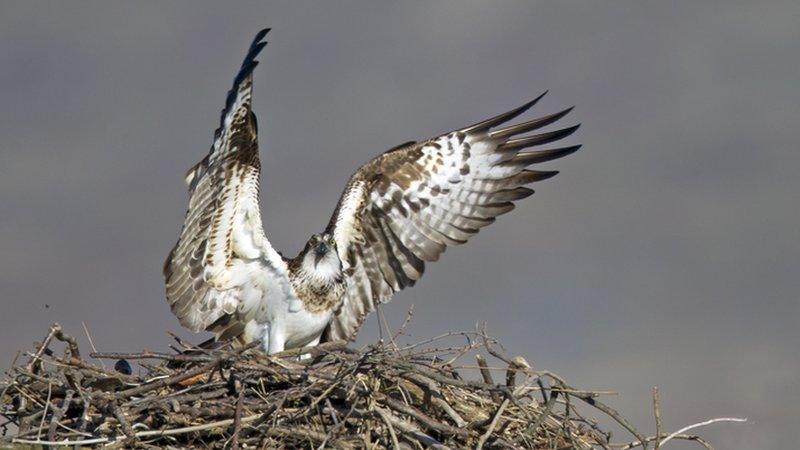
[328,238,336,246]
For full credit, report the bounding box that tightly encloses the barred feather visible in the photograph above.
[323,93,581,342]
[163,29,287,337]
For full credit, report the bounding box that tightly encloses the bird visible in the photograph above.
[163,28,581,354]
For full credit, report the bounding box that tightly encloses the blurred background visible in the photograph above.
[1,2,798,448]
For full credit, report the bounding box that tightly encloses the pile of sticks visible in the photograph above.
[1,322,725,449]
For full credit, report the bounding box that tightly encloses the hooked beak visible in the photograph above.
[314,242,329,267]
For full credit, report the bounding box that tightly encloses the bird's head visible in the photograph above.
[299,232,342,286]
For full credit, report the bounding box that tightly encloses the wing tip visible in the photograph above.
[217,28,272,132]
[231,32,270,90]
[489,105,577,140]
[499,124,581,151]
[253,27,271,43]
[462,90,549,134]
[512,169,560,185]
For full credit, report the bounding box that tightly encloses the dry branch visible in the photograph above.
[1,322,742,449]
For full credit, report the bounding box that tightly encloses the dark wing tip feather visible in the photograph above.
[493,187,535,202]
[462,91,548,133]
[506,144,582,166]
[219,28,271,130]
[489,106,575,139]
[499,124,581,151]
[253,27,271,43]
[513,170,560,185]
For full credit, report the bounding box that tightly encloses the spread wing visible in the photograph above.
[163,29,287,339]
[322,92,580,342]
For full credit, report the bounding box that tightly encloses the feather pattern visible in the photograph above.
[322,93,581,342]
[163,29,582,351]
[163,28,288,339]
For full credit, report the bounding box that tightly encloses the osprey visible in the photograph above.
[163,29,581,353]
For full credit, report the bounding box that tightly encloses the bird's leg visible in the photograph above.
[260,323,271,354]
[267,327,286,354]
[307,335,321,348]
[259,323,285,354]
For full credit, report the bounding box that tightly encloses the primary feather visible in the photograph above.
[322,93,580,342]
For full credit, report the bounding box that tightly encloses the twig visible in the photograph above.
[90,351,212,362]
[26,323,59,373]
[14,436,111,446]
[112,359,221,399]
[229,388,245,450]
[52,324,81,358]
[47,389,74,442]
[653,387,662,450]
[524,389,558,435]
[475,397,509,450]
[377,303,399,352]
[35,382,51,440]
[112,342,257,399]
[374,406,401,450]
[270,340,348,359]
[399,331,476,352]
[476,354,501,403]
[111,402,135,439]
[316,400,356,450]
[135,414,260,438]
[616,434,714,450]
[82,321,106,368]
[391,304,415,342]
[52,355,139,382]
[505,356,530,389]
[562,382,648,449]
[659,417,747,447]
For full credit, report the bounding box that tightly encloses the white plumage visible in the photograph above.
[163,29,581,353]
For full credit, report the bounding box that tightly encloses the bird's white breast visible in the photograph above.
[250,277,335,352]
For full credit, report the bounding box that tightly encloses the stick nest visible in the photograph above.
[1,322,708,449]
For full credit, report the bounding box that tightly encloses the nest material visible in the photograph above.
[0,323,707,449]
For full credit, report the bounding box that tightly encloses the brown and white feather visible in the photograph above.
[322,92,581,342]
[163,29,286,339]
[163,29,581,350]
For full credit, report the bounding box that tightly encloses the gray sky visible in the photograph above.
[1,2,798,448]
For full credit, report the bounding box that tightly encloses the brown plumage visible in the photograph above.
[163,29,581,353]
[321,92,581,342]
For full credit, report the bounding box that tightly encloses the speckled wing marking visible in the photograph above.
[163,29,287,338]
[322,92,581,342]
